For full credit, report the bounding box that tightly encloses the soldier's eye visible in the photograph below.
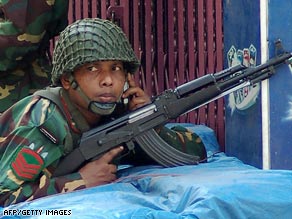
[112,65,123,72]
[87,66,98,72]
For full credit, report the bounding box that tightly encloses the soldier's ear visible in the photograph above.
[60,73,71,90]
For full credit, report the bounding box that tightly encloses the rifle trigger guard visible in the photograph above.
[126,141,135,152]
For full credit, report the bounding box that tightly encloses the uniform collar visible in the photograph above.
[59,88,90,134]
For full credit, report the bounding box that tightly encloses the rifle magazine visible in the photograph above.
[134,129,200,167]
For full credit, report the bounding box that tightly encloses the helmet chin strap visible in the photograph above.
[68,75,119,115]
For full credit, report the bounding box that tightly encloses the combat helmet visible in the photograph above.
[51,18,140,115]
[51,18,140,85]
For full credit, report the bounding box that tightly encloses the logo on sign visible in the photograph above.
[227,45,260,113]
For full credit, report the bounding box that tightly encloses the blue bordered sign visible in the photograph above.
[227,45,260,113]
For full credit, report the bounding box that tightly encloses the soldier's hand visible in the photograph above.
[122,73,151,110]
[78,146,124,187]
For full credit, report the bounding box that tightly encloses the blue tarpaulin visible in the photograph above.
[1,125,292,219]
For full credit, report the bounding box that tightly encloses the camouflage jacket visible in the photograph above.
[0,88,206,207]
[0,0,69,112]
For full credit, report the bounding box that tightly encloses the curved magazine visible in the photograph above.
[134,129,200,167]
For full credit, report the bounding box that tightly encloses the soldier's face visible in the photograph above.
[68,60,127,113]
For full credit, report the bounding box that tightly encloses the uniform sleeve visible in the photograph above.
[1,172,86,207]
[156,125,207,161]
[0,97,85,207]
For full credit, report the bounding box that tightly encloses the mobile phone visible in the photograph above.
[122,81,129,105]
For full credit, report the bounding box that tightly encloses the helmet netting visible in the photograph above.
[51,18,140,85]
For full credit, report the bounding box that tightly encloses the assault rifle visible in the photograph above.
[53,41,292,177]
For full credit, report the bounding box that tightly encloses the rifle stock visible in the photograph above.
[52,43,292,177]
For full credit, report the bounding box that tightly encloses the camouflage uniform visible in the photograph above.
[0,18,207,206]
[0,0,69,113]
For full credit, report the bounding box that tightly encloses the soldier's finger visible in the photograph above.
[109,164,118,174]
[127,73,136,87]
[108,173,117,182]
[101,146,124,163]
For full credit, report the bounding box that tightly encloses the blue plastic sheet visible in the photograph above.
[1,125,292,219]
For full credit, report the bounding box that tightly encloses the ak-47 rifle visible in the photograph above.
[53,41,292,177]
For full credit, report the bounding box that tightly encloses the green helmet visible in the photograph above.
[51,18,140,85]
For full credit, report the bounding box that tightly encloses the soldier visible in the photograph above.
[0,0,69,113]
[0,18,206,206]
